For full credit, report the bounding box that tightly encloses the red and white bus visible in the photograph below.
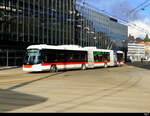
[23,45,124,72]
[116,51,124,66]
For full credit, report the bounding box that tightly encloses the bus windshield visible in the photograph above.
[24,49,42,65]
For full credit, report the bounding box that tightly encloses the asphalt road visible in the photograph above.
[0,62,150,113]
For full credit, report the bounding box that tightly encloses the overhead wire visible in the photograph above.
[76,0,150,36]
[128,0,150,15]
[127,1,150,19]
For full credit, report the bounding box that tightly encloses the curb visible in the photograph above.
[0,66,21,71]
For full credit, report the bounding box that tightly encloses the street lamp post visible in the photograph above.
[122,40,128,62]
[76,11,84,46]
[93,36,97,47]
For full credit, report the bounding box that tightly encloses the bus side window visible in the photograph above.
[45,52,56,63]
[74,53,80,62]
[107,54,110,61]
[103,53,106,61]
[57,54,65,63]
[69,55,73,62]
[43,56,48,63]
[41,51,48,63]
[97,55,100,62]
[80,52,87,62]
[94,55,98,62]
[82,53,86,62]
[66,52,73,62]
[77,52,87,62]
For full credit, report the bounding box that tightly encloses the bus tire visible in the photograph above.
[81,64,87,70]
[50,65,58,72]
[104,63,108,68]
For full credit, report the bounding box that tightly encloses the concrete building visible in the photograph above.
[127,43,145,61]
[0,0,128,66]
[145,42,150,60]
[138,42,150,61]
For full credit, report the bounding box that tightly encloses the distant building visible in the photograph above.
[142,42,150,60]
[128,35,143,43]
[127,43,145,61]
[135,38,144,43]
[128,35,136,43]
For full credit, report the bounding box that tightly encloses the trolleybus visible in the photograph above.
[23,45,124,72]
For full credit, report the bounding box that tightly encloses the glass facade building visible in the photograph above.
[0,0,76,47]
[75,4,128,50]
[0,0,128,66]
[0,0,76,66]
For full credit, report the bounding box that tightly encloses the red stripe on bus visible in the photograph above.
[118,60,124,63]
[41,62,88,66]
[23,65,32,68]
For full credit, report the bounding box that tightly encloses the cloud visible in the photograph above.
[128,18,150,38]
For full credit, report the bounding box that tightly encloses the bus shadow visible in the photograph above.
[28,67,114,74]
[0,89,47,112]
[29,71,52,74]
[126,61,150,70]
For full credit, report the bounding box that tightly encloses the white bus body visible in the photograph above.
[23,45,124,72]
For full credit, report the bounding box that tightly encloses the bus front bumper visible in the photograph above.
[23,64,49,72]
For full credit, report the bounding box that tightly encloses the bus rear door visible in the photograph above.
[87,50,94,68]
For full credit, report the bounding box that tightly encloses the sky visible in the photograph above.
[77,0,150,39]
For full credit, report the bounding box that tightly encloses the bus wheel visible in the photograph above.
[50,65,58,72]
[104,63,108,68]
[81,64,87,70]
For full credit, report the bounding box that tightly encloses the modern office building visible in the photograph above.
[75,4,128,50]
[0,0,128,66]
[0,0,76,66]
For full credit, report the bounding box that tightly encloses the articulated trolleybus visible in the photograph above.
[23,45,124,72]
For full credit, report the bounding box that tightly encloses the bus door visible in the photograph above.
[109,51,115,66]
[112,50,117,66]
[87,51,94,68]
